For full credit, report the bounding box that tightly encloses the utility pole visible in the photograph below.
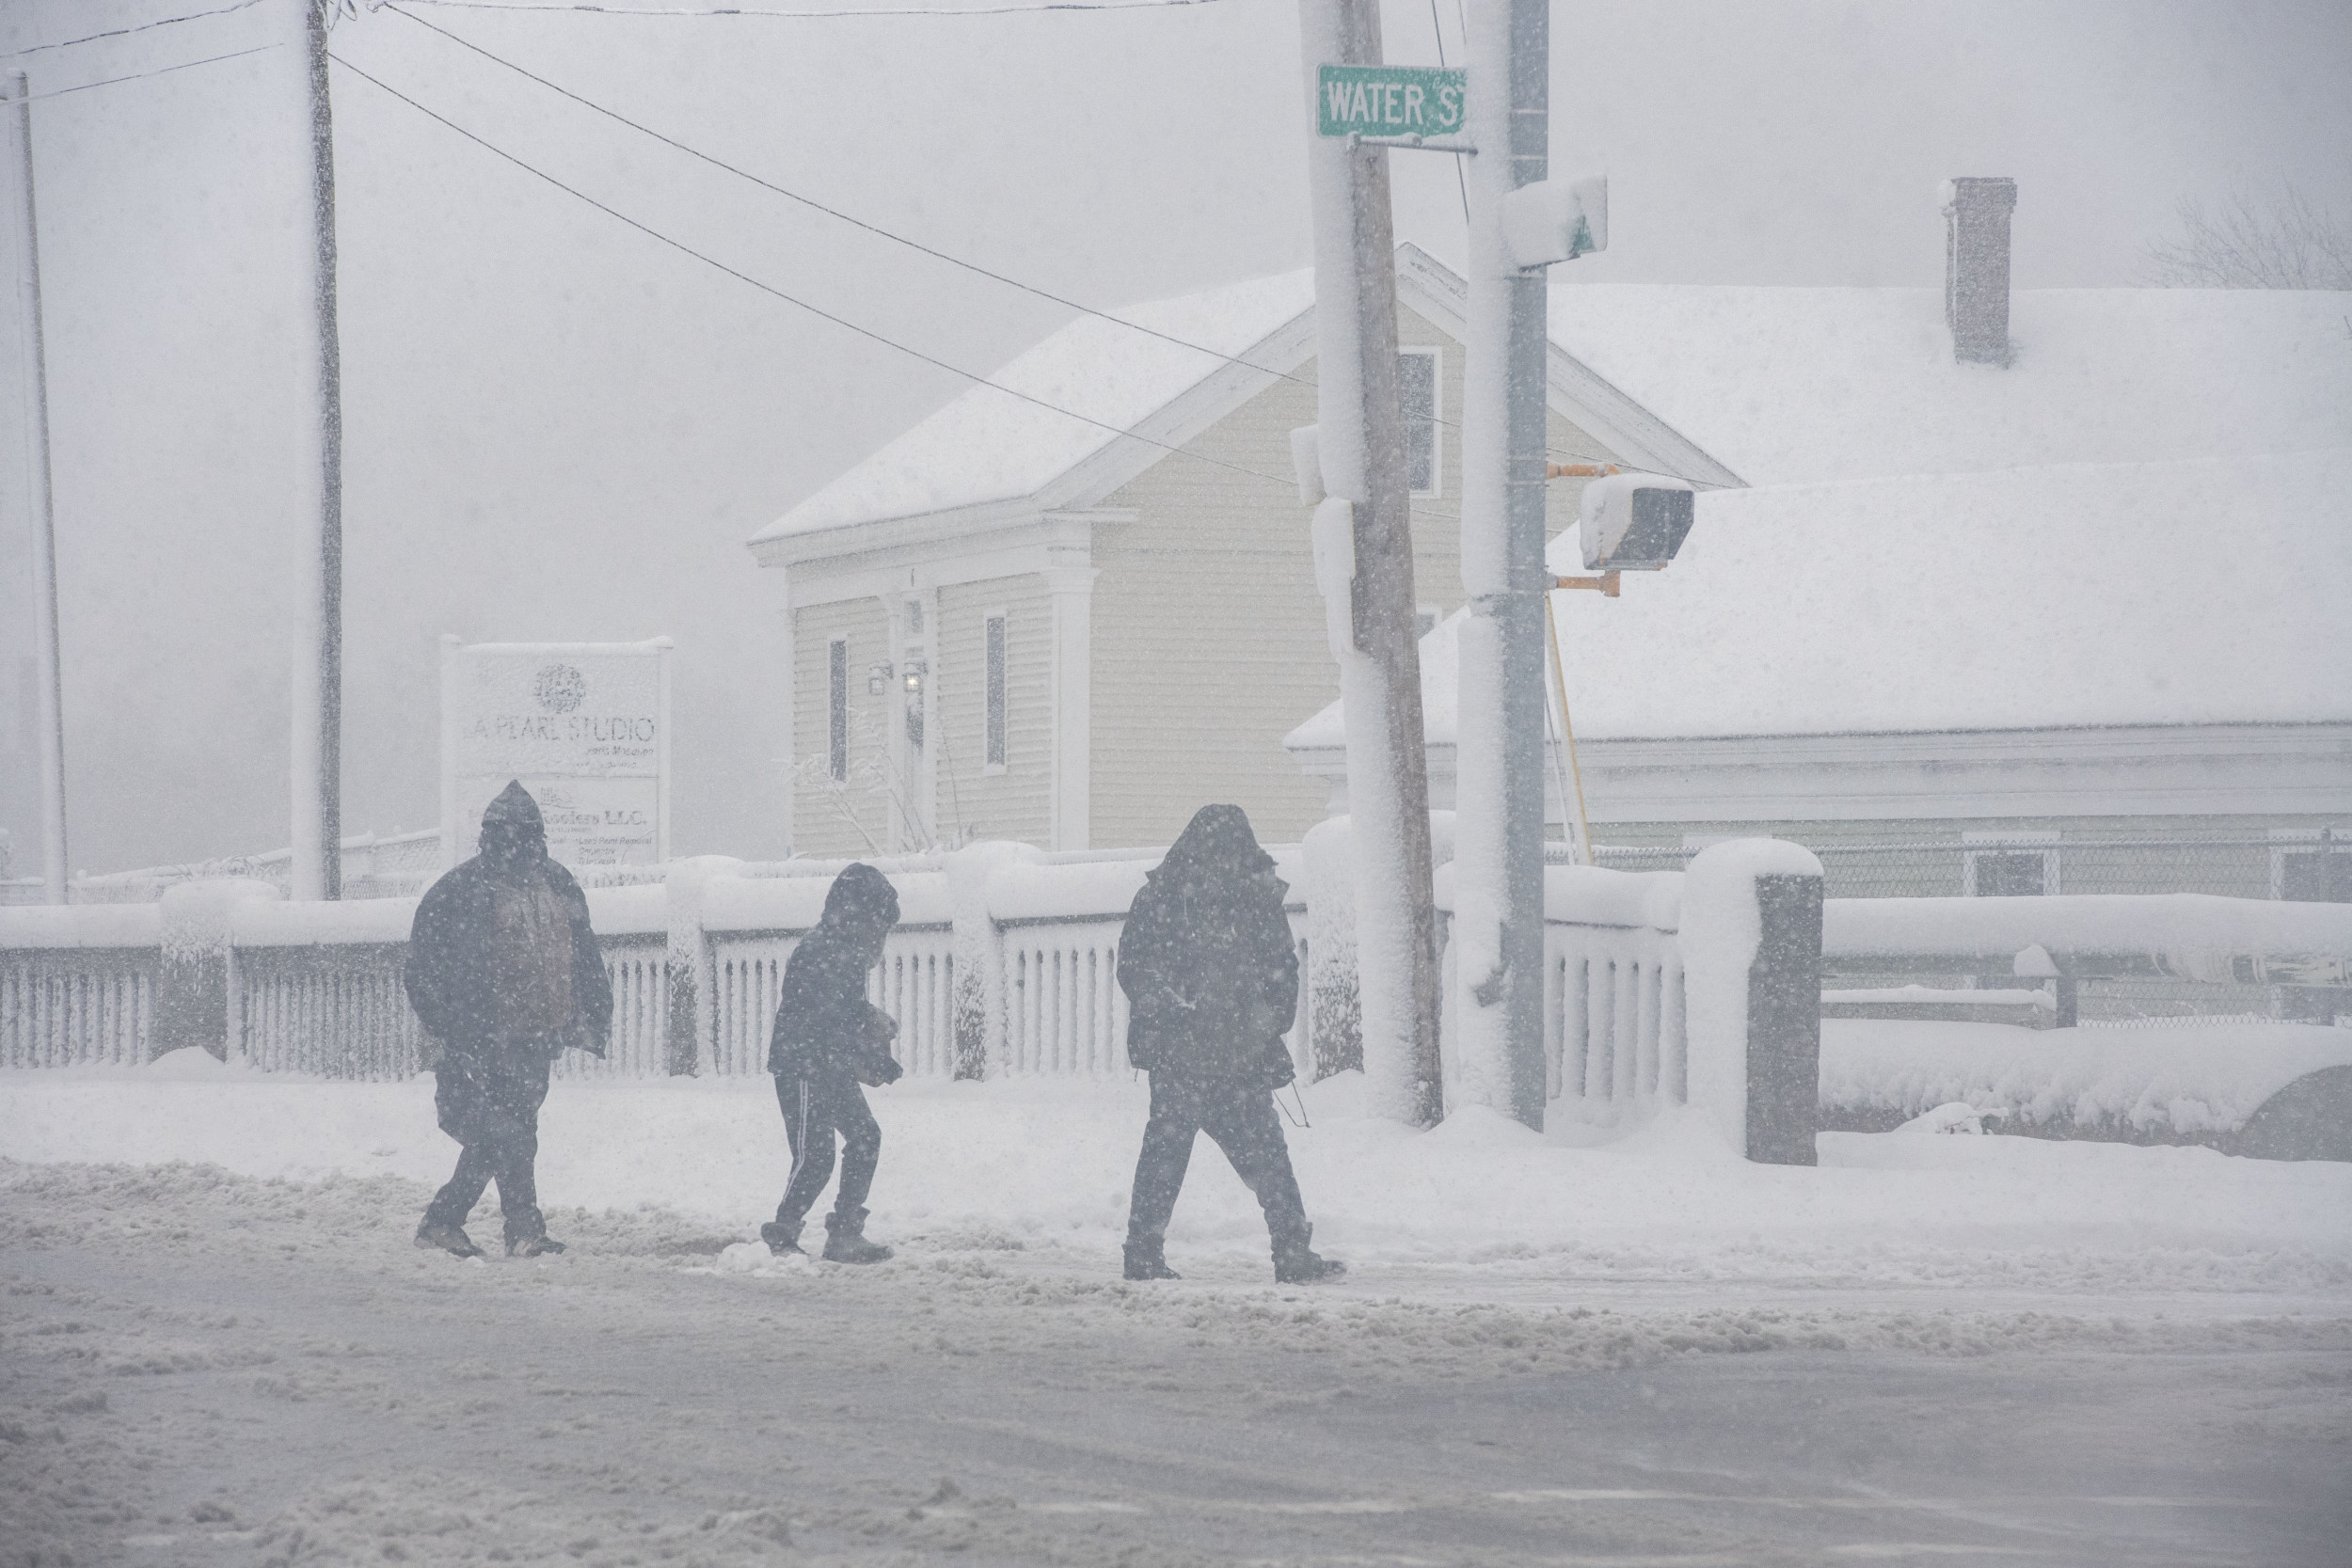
[8,72,67,905]
[292,0,343,900]
[1298,0,1444,1126]
[1455,0,1550,1128]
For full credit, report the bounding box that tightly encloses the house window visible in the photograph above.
[1399,348,1440,497]
[827,637,849,783]
[984,612,1008,772]
[1963,832,2058,896]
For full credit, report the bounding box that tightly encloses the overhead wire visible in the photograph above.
[7,0,269,57]
[381,2,1688,481]
[398,0,1232,16]
[3,42,281,103]
[328,50,1310,498]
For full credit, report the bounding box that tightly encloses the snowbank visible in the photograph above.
[7,1054,2345,1295]
[1820,1019,2352,1140]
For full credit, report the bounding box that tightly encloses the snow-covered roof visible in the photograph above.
[1288,445,2352,748]
[1546,285,2352,486]
[750,269,1316,543]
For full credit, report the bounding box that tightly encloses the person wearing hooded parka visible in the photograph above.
[761,863,905,1263]
[405,781,612,1259]
[1117,805,1344,1283]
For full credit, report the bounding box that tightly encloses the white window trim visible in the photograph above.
[982,606,1009,776]
[1962,832,2059,896]
[1400,345,1442,499]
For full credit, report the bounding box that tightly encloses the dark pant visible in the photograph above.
[424,1043,551,1244]
[1126,1072,1310,1257]
[772,1070,881,1230]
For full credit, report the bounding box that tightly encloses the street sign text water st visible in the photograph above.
[1317,64,1466,139]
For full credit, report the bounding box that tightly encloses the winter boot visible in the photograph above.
[759,1220,804,1257]
[506,1233,566,1258]
[1272,1224,1345,1285]
[415,1219,485,1259]
[821,1205,894,1265]
[1122,1239,1180,1282]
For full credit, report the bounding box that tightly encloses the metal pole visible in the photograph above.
[8,72,66,904]
[292,0,343,899]
[1458,0,1549,1128]
[1299,0,1444,1126]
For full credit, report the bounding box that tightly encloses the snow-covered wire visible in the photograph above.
[6,0,270,57]
[2,42,281,103]
[399,0,1231,16]
[330,51,1309,498]
[381,4,1670,482]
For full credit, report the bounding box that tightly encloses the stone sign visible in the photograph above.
[440,637,673,870]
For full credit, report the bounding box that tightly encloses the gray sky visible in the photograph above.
[3,0,2347,873]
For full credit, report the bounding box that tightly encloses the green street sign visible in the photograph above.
[1316,64,1467,139]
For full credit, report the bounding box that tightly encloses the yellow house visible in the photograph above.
[747,245,1735,856]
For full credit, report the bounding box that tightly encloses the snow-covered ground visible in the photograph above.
[4,1055,2348,1565]
[6,1049,2349,1298]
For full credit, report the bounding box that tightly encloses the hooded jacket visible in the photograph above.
[767,863,904,1081]
[1118,805,1298,1082]
[405,782,612,1058]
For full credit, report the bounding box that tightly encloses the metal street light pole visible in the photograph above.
[8,72,67,904]
[1456,0,1550,1129]
[292,0,344,900]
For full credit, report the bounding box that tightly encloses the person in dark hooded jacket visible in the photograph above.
[1117,804,1343,1284]
[405,781,612,1259]
[761,863,904,1263]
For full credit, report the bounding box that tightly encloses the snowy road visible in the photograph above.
[5,1069,2351,1565]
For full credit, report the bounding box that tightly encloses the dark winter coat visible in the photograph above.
[405,783,612,1061]
[768,863,905,1085]
[1118,805,1298,1085]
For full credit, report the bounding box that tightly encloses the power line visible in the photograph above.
[4,42,281,103]
[8,0,268,57]
[328,51,1309,499]
[389,1,1301,374]
[400,0,1232,16]
[382,2,1662,478]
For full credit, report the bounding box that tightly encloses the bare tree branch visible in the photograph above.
[2142,182,2352,289]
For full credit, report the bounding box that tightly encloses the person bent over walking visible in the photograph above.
[763,863,904,1264]
[405,781,612,1259]
[1118,805,1343,1285]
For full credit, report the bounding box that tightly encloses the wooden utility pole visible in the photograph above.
[8,72,67,904]
[1298,0,1445,1125]
[292,0,344,900]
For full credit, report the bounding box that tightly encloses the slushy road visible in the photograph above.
[4,1161,2347,1568]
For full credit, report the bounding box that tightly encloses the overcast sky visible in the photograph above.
[3,0,2348,873]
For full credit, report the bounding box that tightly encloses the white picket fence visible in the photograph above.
[8,840,2343,1152]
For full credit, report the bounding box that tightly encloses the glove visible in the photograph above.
[854,1050,904,1088]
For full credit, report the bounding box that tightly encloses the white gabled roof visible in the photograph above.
[1545,285,2352,487]
[1289,445,2352,748]
[749,269,1316,545]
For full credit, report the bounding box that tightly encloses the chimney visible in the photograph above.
[1942,177,2016,366]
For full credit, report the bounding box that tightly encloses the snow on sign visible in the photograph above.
[440,637,673,870]
[1316,64,1466,139]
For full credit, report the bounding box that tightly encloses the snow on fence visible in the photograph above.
[0,845,1307,1089]
[1537,864,1688,1124]
[8,837,2343,1158]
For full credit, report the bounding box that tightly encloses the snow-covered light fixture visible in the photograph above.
[1577,471,1694,572]
[866,662,892,696]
